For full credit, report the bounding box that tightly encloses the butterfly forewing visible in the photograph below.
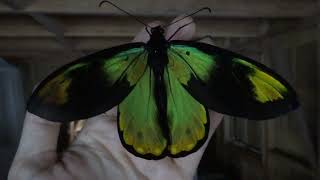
[169,41,299,120]
[27,43,146,122]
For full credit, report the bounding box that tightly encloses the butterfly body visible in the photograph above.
[28,23,299,160]
[143,26,173,143]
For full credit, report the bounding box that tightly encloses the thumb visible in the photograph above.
[9,112,61,180]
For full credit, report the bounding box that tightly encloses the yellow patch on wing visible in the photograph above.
[38,74,71,105]
[167,51,191,85]
[125,54,147,85]
[168,105,207,155]
[235,58,288,103]
[38,63,89,105]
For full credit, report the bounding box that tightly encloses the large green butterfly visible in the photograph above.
[27,26,299,159]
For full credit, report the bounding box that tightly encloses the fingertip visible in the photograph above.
[208,110,223,137]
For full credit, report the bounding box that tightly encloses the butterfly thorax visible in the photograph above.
[146,26,169,69]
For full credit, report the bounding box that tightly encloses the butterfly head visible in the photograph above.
[148,26,167,48]
[150,26,165,35]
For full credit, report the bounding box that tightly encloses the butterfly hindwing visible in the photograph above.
[164,68,209,157]
[27,43,147,122]
[118,67,168,159]
[168,41,299,120]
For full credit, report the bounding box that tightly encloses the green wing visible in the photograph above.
[168,41,299,120]
[118,67,167,159]
[165,68,209,157]
[27,43,147,122]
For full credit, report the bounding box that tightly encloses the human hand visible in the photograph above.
[8,16,223,180]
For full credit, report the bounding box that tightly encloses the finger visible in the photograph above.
[13,112,60,160]
[165,16,196,40]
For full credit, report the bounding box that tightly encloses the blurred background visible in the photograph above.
[0,0,319,179]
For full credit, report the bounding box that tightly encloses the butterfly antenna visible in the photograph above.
[164,7,212,28]
[99,1,151,28]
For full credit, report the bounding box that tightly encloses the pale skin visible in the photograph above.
[8,16,223,180]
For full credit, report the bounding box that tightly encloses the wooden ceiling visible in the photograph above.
[0,0,318,17]
[0,0,318,62]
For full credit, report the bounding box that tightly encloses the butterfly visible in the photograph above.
[27,2,299,160]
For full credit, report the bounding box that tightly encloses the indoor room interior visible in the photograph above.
[0,0,319,179]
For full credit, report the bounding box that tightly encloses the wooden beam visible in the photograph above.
[0,36,227,61]
[0,36,226,51]
[0,50,78,63]
[0,37,130,51]
[0,15,297,38]
[0,0,317,17]
[1,0,35,9]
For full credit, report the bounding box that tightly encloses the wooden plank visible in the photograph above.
[0,36,226,51]
[1,0,35,9]
[0,50,76,62]
[0,0,317,17]
[0,15,295,38]
[0,37,129,51]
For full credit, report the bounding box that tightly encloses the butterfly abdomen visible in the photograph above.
[150,51,171,143]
